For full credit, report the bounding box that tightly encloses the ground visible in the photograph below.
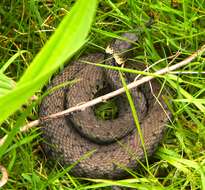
[0,0,205,189]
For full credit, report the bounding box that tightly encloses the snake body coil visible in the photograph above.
[39,33,170,179]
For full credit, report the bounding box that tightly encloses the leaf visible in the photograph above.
[0,50,29,73]
[0,0,98,124]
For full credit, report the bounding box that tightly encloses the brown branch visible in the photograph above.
[1,44,205,146]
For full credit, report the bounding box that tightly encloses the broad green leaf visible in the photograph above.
[0,0,98,123]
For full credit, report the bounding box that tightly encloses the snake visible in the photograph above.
[39,33,170,179]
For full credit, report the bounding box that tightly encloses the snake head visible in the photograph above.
[105,32,138,66]
[111,32,138,53]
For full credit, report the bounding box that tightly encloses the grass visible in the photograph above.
[0,0,205,189]
[94,98,119,120]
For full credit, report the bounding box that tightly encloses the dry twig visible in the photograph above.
[1,44,205,146]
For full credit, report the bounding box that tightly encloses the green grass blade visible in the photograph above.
[0,0,97,123]
[119,72,149,169]
[168,79,205,112]
[0,50,29,73]
[0,73,16,90]
[18,0,97,84]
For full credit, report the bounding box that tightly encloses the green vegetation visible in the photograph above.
[94,98,119,120]
[0,0,205,189]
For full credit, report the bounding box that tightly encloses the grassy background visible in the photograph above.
[0,0,205,189]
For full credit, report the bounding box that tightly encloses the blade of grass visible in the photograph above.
[0,50,29,73]
[157,147,205,190]
[41,150,96,190]
[168,79,205,112]
[119,72,149,169]
[0,0,98,124]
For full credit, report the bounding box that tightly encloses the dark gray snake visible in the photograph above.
[39,33,170,179]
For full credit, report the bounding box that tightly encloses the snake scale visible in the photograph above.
[39,33,170,179]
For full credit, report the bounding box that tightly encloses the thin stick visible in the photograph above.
[39,44,205,120]
[1,44,205,144]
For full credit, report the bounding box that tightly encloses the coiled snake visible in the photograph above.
[39,33,170,179]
